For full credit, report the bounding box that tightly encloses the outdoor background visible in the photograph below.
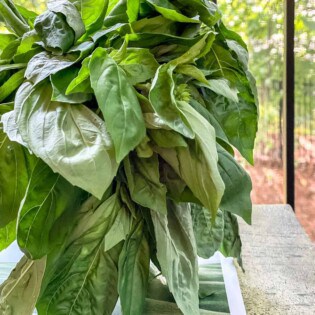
[217,0,315,241]
[3,0,315,241]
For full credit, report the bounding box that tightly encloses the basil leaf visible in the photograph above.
[0,0,29,36]
[48,0,85,41]
[15,4,37,25]
[104,204,133,252]
[90,47,146,162]
[0,256,46,315]
[0,37,20,61]
[37,194,124,315]
[50,67,92,103]
[191,203,224,259]
[220,210,243,267]
[25,52,76,84]
[17,159,84,259]
[175,64,209,84]
[78,0,109,35]
[146,0,199,23]
[0,105,36,228]
[128,32,202,49]
[118,220,150,315]
[127,0,140,23]
[15,82,118,199]
[189,99,230,147]
[176,0,221,27]
[0,33,17,55]
[34,11,75,54]
[66,56,93,94]
[13,30,42,63]
[149,129,187,148]
[178,101,225,218]
[25,42,94,84]
[0,68,25,102]
[1,108,28,147]
[218,144,252,224]
[200,42,258,163]
[104,0,128,27]
[0,63,25,75]
[124,152,167,214]
[136,135,153,158]
[196,78,239,102]
[118,48,159,85]
[151,202,199,315]
[149,64,194,138]
[132,15,176,34]
[155,137,224,220]
[0,219,16,251]
[204,86,258,164]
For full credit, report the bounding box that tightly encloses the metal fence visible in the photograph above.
[255,79,315,165]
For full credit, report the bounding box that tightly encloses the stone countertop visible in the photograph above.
[238,205,315,315]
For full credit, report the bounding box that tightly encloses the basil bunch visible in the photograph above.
[0,0,258,314]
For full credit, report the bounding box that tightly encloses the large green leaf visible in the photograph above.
[118,220,150,315]
[218,144,252,224]
[191,203,224,259]
[149,64,194,138]
[0,105,37,228]
[0,256,46,315]
[146,0,199,23]
[78,0,108,35]
[151,202,199,315]
[37,194,124,315]
[124,152,167,214]
[15,82,118,199]
[17,159,84,259]
[169,101,225,218]
[200,41,258,163]
[89,47,146,162]
[0,219,16,251]
[117,48,159,85]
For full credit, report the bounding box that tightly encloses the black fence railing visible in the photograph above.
[255,79,314,166]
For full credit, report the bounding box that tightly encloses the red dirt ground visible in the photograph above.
[245,161,315,242]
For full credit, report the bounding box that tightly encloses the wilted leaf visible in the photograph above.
[0,256,46,315]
